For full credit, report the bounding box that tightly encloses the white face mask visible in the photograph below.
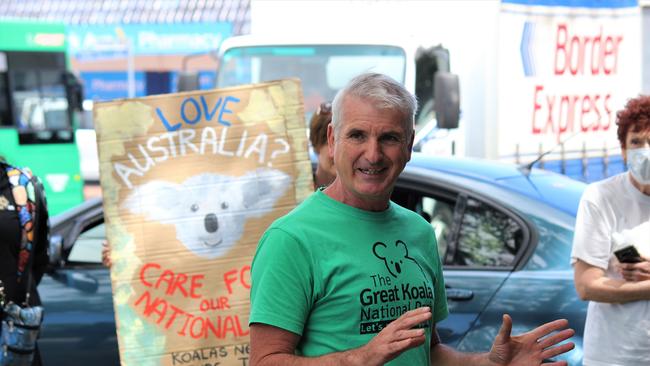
[627,147,650,185]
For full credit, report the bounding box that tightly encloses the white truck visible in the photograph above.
[207,0,642,183]
[212,35,462,156]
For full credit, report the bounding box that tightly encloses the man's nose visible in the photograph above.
[364,139,383,163]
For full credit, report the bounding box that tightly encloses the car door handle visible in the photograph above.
[445,287,474,301]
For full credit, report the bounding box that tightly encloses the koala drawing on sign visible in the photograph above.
[123,168,291,259]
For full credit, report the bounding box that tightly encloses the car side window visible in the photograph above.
[392,184,526,269]
[67,222,105,264]
[391,187,455,260]
[416,196,455,260]
[450,197,523,267]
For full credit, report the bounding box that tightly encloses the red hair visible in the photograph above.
[616,95,650,148]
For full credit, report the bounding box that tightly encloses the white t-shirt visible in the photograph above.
[571,172,650,366]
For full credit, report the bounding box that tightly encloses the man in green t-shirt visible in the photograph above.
[249,72,575,366]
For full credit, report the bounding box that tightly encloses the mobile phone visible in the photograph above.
[614,245,643,263]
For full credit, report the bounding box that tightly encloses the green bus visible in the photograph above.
[0,20,84,214]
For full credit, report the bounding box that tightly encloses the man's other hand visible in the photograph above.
[357,306,432,366]
[488,314,575,366]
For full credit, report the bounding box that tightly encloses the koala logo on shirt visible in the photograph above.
[373,240,419,278]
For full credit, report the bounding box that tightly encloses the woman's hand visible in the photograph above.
[618,256,650,282]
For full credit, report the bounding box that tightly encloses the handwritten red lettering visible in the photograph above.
[224,270,237,295]
[223,265,251,294]
[134,290,167,325]
[165,304,188,330]
[139,262,161,287]
[138,262,204,299]
[135,263,249,339]
[240,265,251,290]
[190,317,206,339]
[199,297,231,312]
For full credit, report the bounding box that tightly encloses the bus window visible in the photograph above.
[13,70,44,130]
[38,70,69,130]
[9,52,73,134]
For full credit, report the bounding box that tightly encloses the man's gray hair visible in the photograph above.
[330,73,418,139]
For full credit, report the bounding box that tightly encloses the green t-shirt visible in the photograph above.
[250,189,448,365]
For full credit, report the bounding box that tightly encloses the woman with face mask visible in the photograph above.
[571,95,650,366]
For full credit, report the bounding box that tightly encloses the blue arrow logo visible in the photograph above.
[520,21,536,77]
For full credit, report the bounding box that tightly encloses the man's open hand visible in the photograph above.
[488,314,575,366]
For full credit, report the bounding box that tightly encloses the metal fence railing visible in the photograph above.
[514,142,625,183]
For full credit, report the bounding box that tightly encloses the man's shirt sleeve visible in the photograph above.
[249,227,315,336]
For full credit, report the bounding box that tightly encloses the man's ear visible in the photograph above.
[123,180,181,221]
[242,168,291,214]
[327,123,335,160]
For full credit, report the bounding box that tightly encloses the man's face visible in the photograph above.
[327,95,413,210]
[622,128,650,162]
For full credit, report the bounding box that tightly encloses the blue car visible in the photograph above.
[37,153,587,365]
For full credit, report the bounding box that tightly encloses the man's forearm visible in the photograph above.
[253,346,369,366]
[430,344,494,366]
[257,345,492,366]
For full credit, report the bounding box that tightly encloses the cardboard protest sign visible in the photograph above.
[94,79,313,366]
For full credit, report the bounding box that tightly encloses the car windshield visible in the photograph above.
[216,44,407,118]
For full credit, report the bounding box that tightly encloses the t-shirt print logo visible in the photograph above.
[373,240,418,278]
[359,240,434,335]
